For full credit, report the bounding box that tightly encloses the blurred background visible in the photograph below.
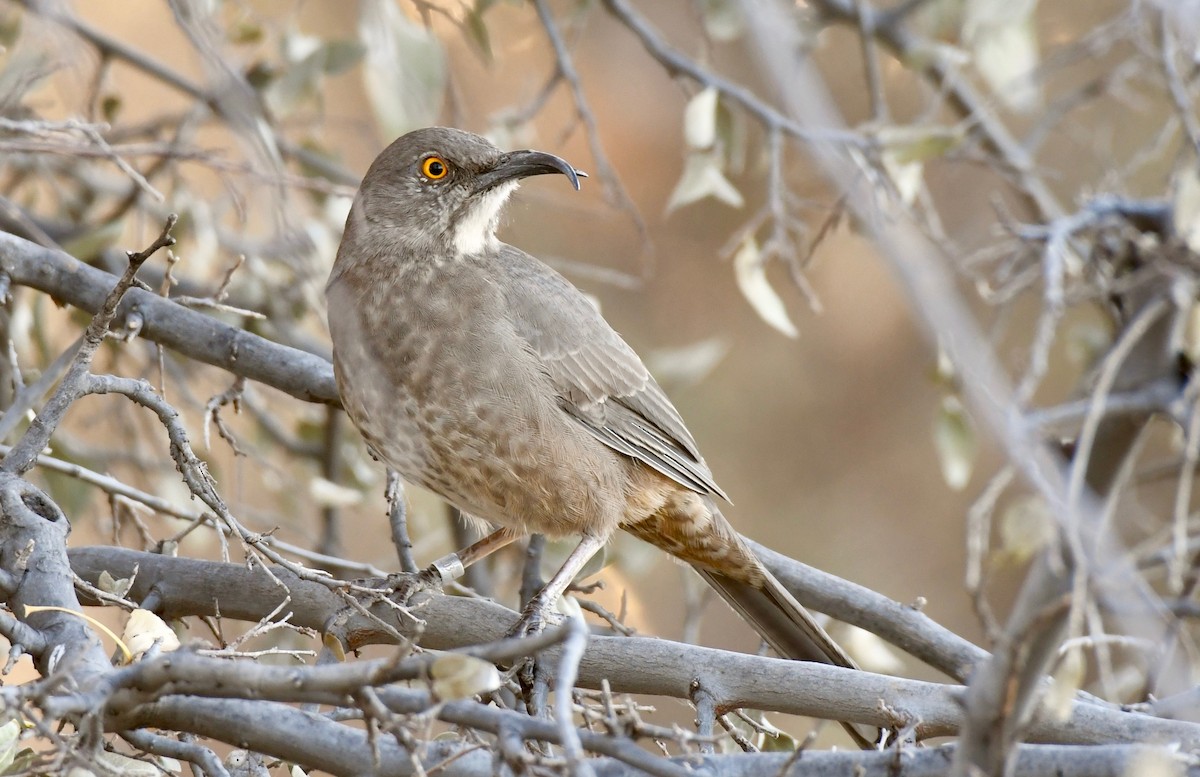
[3,0,1192,749]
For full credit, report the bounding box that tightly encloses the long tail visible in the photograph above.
[695,566,881,749]
[623,502,881,749]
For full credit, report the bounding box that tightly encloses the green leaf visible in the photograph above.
[0,749,35,777]
[228,19,264,45]
[321,40,365,75]
[760,731,798,752]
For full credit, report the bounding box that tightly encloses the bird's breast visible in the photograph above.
[328,261,626,536]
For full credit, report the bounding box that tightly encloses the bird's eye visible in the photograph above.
[421,156,449,180]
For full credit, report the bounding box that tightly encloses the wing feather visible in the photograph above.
[495,245,728,501]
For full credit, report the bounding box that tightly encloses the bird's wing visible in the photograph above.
[495,245,728,501]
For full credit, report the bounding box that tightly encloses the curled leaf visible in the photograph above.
[666,153,744,213]
[734,238,798,338]
[97,569,134,599]
[25,604,131,664]
[122,608,181,660]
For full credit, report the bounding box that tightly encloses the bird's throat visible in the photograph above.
[451,181,518,257]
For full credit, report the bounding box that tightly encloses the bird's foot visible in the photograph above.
[507,594,565,640]
[507,595,567,715]
[385,565,445,606]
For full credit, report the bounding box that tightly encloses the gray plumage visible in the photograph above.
[327,127,879,749]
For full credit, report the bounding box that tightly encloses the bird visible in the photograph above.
[326,126,880,748]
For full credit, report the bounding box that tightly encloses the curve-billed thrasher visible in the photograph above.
[327,127,878,747]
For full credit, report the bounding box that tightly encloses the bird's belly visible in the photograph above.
[336,343,624,538]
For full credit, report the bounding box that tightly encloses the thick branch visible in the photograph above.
[67,547,1200,747]
[0,231,338,405]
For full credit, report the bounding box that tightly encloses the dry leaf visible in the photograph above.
[1044,646,1084,722]
[122,608,181,660]
[429,654,501,700]
[933,395,977,490]
[1172,163,1200,254]
[666,153,744,213]
[733,238,798,338]
[309,476,363,508]
[684,87,719,150]
[1000,495,1056,563]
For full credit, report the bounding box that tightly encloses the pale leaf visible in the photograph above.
[1123,741,1184,777]
[1172,163,1200,254]
[647,338,731,387]
[964,0,1041,112]
[309,476,363,508]
[95,751,160,777]
[760,730,798,752]
[733,238,798,338]
[429,654,501,700]
[877,126,963,205]
[881,152,923,206]
[1044,646,1084,722]
[1000,495,1056,563]
[556,595,583,620]
[122,608,181,660]
[697,0,745,41]
[841,625,904,674]
[1065,320,1112,368]
[933,395,976,490]
[684,87,719,150]
[0,719,18,773]
[666,153,744,213]
[359,0,446,138]
[97,570,133,599]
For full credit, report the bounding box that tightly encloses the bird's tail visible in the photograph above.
[625,501,881,748]
[694,565,882,749]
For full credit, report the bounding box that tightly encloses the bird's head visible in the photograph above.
[343,127,584,262]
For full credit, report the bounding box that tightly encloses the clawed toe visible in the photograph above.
[507,597,565,640]
[386,566,443,604]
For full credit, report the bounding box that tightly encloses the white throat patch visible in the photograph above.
[452,181,518,257]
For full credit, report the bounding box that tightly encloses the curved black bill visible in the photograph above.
[481,149,587,191]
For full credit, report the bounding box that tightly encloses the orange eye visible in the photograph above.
[421,156,449,180]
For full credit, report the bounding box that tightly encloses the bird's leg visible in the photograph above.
[511,533,607,716]
[388,526,521,602]
[510,533,607,638]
